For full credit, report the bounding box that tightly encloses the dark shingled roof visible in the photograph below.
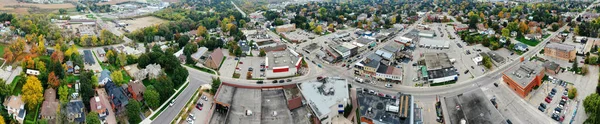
[83,50,96,65]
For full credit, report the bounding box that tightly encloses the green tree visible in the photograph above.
[210,78,221,95]
[583,93,600,123]
[502,28,510,37]
[0,79,9,100]
[110,70,125,85]
[59,9,67,15]
[155,76,174,102]
[86,112,101,124]
[259,49,266,57]
[483,56,493,69]
[126,100,142,124]
[318,7,327,17]
[144,87,160,109]
[117,53,127,67]
[137,54,150,68]
[58,85,69,103]
[314,25,323,34]
[568,87,577,99]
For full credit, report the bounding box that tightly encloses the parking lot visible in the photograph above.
[218,57,240,78]
[527,78,574,123]
[236,57,265,79]
[192,93,214,124]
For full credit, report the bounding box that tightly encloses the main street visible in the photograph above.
[151,1,599,123]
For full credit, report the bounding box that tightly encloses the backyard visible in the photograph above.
[517,37,540,46]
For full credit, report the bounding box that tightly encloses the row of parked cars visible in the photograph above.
[540,88,568,122]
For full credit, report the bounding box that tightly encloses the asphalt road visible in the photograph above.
[150,73,204,124]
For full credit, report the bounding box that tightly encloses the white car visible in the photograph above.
[189,113,196,120]
[201,95,207,101]
[169,98,176,107]
[385,84,393,88]
[187,118,194,124]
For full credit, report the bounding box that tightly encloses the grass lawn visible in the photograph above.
[0,44,6,57]
[142,79,153,87]
[121,70,132,83]
[11,76,23,95]
[184,64,216,75]
[430,80,457,86]
[65,75,80,84]
[150,82,189,120]
[516,37,540,46]
[24,103,40,124]
[217,56,227,70]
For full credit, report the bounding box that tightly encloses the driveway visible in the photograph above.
[97,89,117,124]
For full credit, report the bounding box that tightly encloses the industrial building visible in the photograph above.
[265,49,303,78]
[357,90,420,124]
[421,53,458,83]
[544,43,576,61]
[502,61,545,98]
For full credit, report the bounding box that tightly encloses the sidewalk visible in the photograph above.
[346,88,359,123]
[140,78,190,124]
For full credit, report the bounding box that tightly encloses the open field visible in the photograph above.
[120,16,166,31]
[0,0,75,14]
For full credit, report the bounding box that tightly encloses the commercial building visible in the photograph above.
[543,61,560,75]
[354,53,384,76]
[331,43,357,59]
[209,83,311,124]
[418,30,435,38]
[421,53,458,83]
[275,24,296,33]
[353,36,377,52]
[375,64,403,82]
[442,89,506,124]
[255,40,279,49]
[454,24,468,32]
[502,61,545,98]
[544,43,576,61]
[419,38,449,49]
[265,49,303,78]
[357,90,419,124]
[206,48,225,70]
[298,77,349,124]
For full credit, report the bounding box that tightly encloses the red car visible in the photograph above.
[562,96,568,100]
[239,62,243,64]
[545,97,552,103]
[559,115,565,122]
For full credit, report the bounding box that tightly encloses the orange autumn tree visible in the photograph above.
[48,72,60,88]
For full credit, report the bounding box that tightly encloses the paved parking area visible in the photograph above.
[237,57,265,79]
[218,57,239,78]
[192,93,213,124]
[526,78,575,123]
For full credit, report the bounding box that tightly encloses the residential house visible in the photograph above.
[146,64,162,79]
[66,61,74,73]
[454,24,468,32]
[205,48,224,70]
[238,40,252,55]
[40,88,59,120]
[74,65,81,74]
[99,69,111,86]
[66,100,86,123]
[511,31,517,37]
[97,48,106,57]
[514,43,529,52]
[4,95,26,124]
[90,96,109,119]
[127,81,146,101]
[173,48,185,63]
[104,81,129,114]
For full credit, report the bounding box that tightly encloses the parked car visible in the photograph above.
[545,97,552,103]
[286,79,292,82]
[279,80,285,83]
[555,107,562,112]
[248,67,253,71]
[256,80,264,84]
[540,103,547,109]
[538,106,545,112]
[385,84,393,88]
[201,95,207,101]
[272,80,278,83]
[464,70,469,74]
[471,66,474,69]
[493,83,498,87]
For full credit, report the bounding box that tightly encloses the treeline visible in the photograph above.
[74,30,123,47]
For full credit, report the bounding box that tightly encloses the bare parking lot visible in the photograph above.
[236,57,265,80]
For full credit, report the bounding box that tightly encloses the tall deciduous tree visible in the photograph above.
[58,85,69,103]
[86,112,101,124]
[126,100,142,124]
[196,26,207,36]
[22,76,43,110]
[48,72,60,88]
[110,70,125,85]
[143,86,160,109]
[3,49,13,63]
[0,79,9,100]
[583,93,600,123]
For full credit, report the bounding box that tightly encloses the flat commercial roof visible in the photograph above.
[357,89,414,124]
[227,88,262,124]
[504,61,544,88]
[423,53,453,70]
[444,89,505,124]
[261,90,293,124]
[298,77,349,118]
[256,40,277,46]
[419,38,449,48]
[546,42,576,52]
[266,49,301,69]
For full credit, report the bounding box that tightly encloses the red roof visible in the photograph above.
[287,97,303,110]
